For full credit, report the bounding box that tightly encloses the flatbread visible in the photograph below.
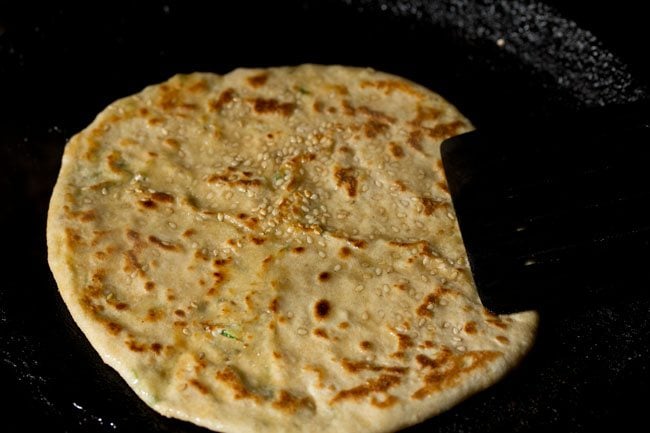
[47,65,537,433]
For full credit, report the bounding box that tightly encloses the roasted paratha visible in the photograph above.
[47,65,537,433]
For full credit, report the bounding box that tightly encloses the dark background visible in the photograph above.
[1,1,647,432]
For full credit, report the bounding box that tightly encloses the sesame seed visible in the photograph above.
[446,212,455,220]
[365,354,376,362]
[418,319,426,327]
[168,222,177,229]
[421,275,429,282]
[443,321,451,328]
[182,328,191,336]
[189,301,198,309]
[101,188,108,195]
[396,325,406,333]
[361,312,369,320]
[382,284,390,293]
[452,336,462,342]
[334,264,342,271]
[297,327,308,336]
[287,311,294,318]
[318,251,326,258]
[191,242,199,248]
[452,327,460,334]
[524,259,536,266]
[439,299,448,306]
[224,191,233,200]
[354,285,365,292]
[456,345,467,352]
[375,268,382,276]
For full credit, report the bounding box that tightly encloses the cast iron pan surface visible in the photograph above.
[1,1,648,432]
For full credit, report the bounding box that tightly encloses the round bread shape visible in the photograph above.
[47,65,537,433]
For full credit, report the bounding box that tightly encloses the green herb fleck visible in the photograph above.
[298,87,310,95]
[220,329,238,340]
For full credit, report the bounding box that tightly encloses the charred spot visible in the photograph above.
[214,257,232,266]
[318,272,331,282]
[139,199,157,209]
[151,343,163,354]
[339,247,352,258]
[313,101,324,113]
[360,341,373,351]
[209,88,235,111]
[464,321,477,334]
[314,299,331,320]
[115,302,129,311]
[334,167,357,197]
[183,229,196,237]
[313,328,329,339]
[237,213,248,219]
[253,98,296,116]
[213,272,225,283]
[292,246,305,254]
[247,73,269,87]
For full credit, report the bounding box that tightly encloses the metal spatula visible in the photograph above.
[440,102,650,314]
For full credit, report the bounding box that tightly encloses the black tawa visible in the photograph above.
[1,1,648,432]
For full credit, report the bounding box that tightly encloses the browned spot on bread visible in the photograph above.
[420,196,445,216]
[182,229,196,238]
[314,299,331,320]
[341,99,356,115]
[151,191,174,203]
[327,106,338,114]
[426,120,466,140]
[330,374,401,404]
[349,238,367,249]
[394,180,407,192]
[213,257,232,266]
[272,390,315,413]
[338,145,353,154]
[318,271,331,282]
[338,321,350,329]
[364,120,389,138]
[496,335,510,344]
[209,88,235,111]
[268,297,279,313]
[437,180,449,193]
[483,309,509,329]
[215,367,264,402]
[151,343,162,354]
[148,235,180,251]
[273,351,282,359]
[115,302,129,311]
[360,341,373,351]
[163,137,180,149]
[188,80,208,93]
[360,79,423,97]
[464,321,477,334]
[138,199,157,209]
[416,291,442,317]
[313,328,329,339]
[247,73,269,88]
[371,394,399,408]
[408,130,423,151]
[389,142,405,158]
[412,348,501,399]
[174,309,186,317]
[126,339,146,352]
[341,359,407,374]
[396,333,414,351]
[189,379,210,395]
[250,236,266,245]
[339,247,352,258]
[123,250,144,276]
[106,322,122,335]
[292,246,305,254]
[334,167,357,197]
[106,151,126,173]
[126,230,140,241]
[330,84,349,95]
[146,308,163,322]
[253,98,296,116]
[313,100,324,113]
